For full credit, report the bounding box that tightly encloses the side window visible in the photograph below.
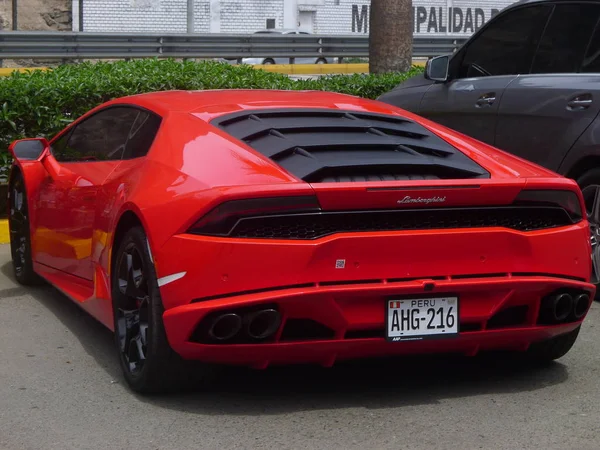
[56,107,140,162]
[582,20,600,73]
[531,4,600,74]
[49,129,73,160]
[457,5,552,78]
[122,110,162,159]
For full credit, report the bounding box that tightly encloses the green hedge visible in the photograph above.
[0,58,423,182]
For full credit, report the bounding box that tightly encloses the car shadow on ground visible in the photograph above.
[8,261,571,415]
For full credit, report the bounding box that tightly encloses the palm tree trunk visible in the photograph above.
[369,0,413,74]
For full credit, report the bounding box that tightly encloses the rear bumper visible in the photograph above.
[162,275,594,366]
[156,222,593,366]
[155,223,593,310]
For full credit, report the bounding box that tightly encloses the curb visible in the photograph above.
[257,61,426,74]
[258,63,370,74]
[0,67,49,76]
[0,60,426,77]
[0,219,8,245]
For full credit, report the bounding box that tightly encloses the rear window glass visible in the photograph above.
[582,21,600,73]
[532,4,600,74]
[459,5,551,77]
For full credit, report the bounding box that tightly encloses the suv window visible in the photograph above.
[457,5,552,78]
[52,106,161,162]
[582,20,600,73]
[531,4,600,74]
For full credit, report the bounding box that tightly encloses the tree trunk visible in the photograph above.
[369,0,413,74]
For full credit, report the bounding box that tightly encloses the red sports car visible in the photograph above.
[7,89,595,393]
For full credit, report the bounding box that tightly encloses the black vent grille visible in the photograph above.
[222,206,572,240]
[210,109,490,182]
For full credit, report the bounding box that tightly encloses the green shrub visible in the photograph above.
[0,58,423,180]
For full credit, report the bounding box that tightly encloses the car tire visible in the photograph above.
[316,58,327,64]
[263,58,275,65]
[576,168,600,300]
[112,226,217,394]
[526,326,581,362]
[8,171,43,286]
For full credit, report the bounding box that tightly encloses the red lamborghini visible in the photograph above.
[7,89,596,393]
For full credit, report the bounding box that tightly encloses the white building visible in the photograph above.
[76,0,516,36]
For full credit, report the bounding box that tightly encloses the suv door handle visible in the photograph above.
[567,94,593,111]
[475,93,496,107]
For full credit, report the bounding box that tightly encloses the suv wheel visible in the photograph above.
[577,168,600,299]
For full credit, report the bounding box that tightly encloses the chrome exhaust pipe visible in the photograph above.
[208,313,242,341]
[552,293,573,322]
[245,309,281,340]
[573,293,591,320]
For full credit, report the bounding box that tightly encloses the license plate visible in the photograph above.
[386,296,459,341]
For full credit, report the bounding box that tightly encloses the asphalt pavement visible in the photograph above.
[1,242,600,450]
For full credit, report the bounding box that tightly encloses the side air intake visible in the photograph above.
[210,108,490,182]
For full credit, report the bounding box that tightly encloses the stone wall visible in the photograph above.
[0,0,71,31]
[0,0,72,66]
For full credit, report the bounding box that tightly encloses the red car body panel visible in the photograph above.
[9,89,595,368]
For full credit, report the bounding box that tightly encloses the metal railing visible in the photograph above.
[0,31,468,61]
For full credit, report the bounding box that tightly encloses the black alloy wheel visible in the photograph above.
[8,172,41,285]
[581,183,600,294]
[115,242,151,377]
[111,226,218,393]
[575,168,600,300]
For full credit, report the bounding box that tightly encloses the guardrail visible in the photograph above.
[0,31,468,62]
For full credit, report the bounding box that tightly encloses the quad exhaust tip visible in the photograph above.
[208,313,242,341]
[245,309,281,340]
[539,291,591,325]
[552,293,573,322]
[205,308,282,342]
[573,293,591,320]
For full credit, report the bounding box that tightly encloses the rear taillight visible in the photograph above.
[189,195,321,236]
[513,189,583,222]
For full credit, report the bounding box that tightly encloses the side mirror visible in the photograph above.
[8,137,61,179]
[8,137,49,161]
[425,55,450,82]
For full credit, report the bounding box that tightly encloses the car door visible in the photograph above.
[495,2,600,171]
[418,3,553,146]
[34,106,142,280]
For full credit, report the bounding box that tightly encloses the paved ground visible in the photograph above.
[1,243,600,450]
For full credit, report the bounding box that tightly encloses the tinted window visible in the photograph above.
[122,110,162,159]
[53,107,160,162]
[532,4,600,74]
[582,20,600,73]
[50,129,73,159]
[55,107,138,162]
[458,5,551,78]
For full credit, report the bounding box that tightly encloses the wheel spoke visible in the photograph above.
[118,252,133,295]
[9,210,25,229]
[127,335,146,364]
[117,308,139,352]
[139,323,148,347]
